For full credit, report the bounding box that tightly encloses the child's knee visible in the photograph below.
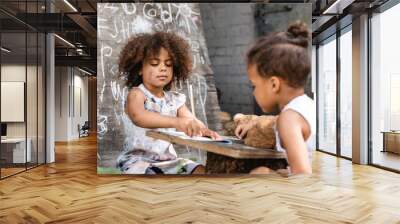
[250,166,271,174]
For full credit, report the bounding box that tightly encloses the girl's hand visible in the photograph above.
[191,119,222,140]
[235,119,257,139]
[201,128,222,140]
[175,117,206,137]
[175,118,221,140]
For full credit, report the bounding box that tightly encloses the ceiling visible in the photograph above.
[1,0,98,74]
[0,0,392,75]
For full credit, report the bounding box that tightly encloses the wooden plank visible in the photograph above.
[146,130,285,159]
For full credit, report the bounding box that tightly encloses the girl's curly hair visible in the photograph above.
[119,31,193,90]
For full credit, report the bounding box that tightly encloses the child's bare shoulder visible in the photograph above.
[277,109,304,128]
[277,109,311,140]
[127,87,145,102]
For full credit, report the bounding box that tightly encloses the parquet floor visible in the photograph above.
[1,135,400,223]
[372,151,400,171]
[1,167,25,177]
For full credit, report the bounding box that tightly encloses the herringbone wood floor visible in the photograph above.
[1,135,400,223]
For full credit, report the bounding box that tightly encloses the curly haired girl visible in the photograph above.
[117,31,220,175]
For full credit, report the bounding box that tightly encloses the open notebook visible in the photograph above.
[160,130,237,144]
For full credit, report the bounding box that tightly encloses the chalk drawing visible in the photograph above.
[122,3,136,15]
[143,3,157,20]
[132,16,153,34]
[97,18,109,38]
[97,115,108,139]
[104,3,119,14]
[100,44,112,78]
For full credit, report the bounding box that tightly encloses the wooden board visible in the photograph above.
[146,130,285,159]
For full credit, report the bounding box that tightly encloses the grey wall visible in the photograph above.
[255,3,312,37]
[200,3,256,116]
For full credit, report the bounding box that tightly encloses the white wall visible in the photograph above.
[54,67,89,141]
[1,65,26,139]
[1,65,40,138]
[55,66,69,141]
[71,72,89,138]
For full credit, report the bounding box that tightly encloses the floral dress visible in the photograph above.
[117,84,201,174]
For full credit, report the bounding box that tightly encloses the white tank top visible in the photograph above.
[275,94,316,163]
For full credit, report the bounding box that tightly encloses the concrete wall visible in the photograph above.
[200,3,256,116]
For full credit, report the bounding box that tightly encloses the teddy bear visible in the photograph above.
[233,113,276,149]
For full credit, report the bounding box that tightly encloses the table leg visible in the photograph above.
[382,133,386,152]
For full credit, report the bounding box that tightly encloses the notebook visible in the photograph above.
[161,130,237,144]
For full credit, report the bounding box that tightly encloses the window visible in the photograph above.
[317,35,337,154]
[370,2,400,171]
[0,1,47,179]
[339,26,352,158]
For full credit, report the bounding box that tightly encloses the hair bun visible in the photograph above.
[287,21,310,39]
[286,21,309,48]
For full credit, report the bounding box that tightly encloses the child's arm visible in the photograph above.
[177,104,198,119]
[277,109,312,175]
[126,88,178,129]
[126,88,206,137]
[177,105,221,140]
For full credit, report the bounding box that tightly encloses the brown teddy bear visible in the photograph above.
[232,113,277,149]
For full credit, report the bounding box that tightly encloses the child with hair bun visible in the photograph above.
[235,21,315,175]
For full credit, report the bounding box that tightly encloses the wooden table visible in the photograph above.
[381,131,400,154]
[1,138,32,166]
[146,131,287,174]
